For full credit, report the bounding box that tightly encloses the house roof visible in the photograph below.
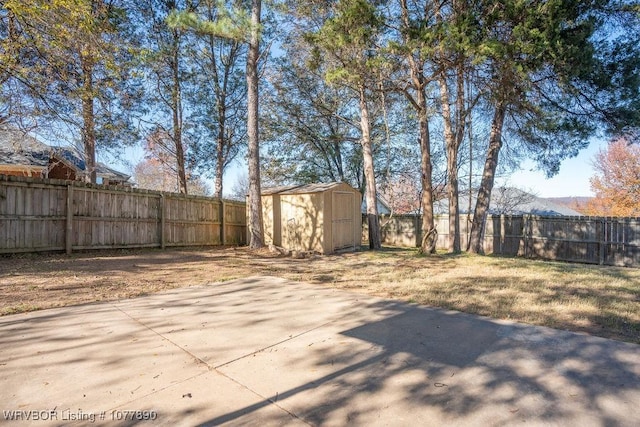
[51,146,130,182]
[361,195,392,215]
[0,126,130,182]
[434,187,583,216]
[0,126,51,168]
[95,162,130,181]
[262,182,349,195]
[55,147,86,171]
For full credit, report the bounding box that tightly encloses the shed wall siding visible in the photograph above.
[262,194,282,247]
[261,182,362,254]
[332,191,356,251]
[281,193,324,253]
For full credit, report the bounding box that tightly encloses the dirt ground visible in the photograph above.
[1,246,638,344]
[0,246,366,315]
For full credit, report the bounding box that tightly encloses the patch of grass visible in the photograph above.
[212,276,240,283]
[299,249,640,343]
[1,246,638,344]
[1,303,41,315]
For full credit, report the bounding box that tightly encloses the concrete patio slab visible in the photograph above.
[108,277,374,368]
[1,276,638,426]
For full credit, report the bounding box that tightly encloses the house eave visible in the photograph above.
[0,164,47,174]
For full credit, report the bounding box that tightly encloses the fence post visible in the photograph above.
[65,184,73,255]
[160,194,166,249]
[598,217,605,265]
[523,214,529,258]
[221,200,227,245]
[499,214,505,254]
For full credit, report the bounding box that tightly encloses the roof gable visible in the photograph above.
[54,148,86,171]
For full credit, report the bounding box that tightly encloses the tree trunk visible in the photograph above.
[414,72,436,254]
[80,53,96,184]
[334,138,345,182]
[214,128,225,198]
[359,84,380,250]
[434,2,468,254]
[247,0,264,249]
[418,97,436,253]
[400,0,436,254]
[468,103,506,254]
[214,79,226,199]
[171,29,188,195]
[208,24,226,199]
[447,144,460,253]
[438,75,461,253]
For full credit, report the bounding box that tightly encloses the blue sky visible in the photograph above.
[498,139,602,198]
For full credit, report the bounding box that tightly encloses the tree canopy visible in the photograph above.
[1,0,142,182]
[586,138,640,216]
[1,0,640,252]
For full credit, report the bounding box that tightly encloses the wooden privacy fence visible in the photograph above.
[0,175,247,254]
[377,214,640,267]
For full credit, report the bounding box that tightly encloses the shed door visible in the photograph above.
[332,192,354,250]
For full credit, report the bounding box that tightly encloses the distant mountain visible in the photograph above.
[543,197,593,215]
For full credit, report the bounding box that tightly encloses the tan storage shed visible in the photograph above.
[261,182,362,254]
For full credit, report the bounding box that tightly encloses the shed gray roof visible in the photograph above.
[262,182,348,195]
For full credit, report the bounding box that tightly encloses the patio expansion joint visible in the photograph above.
[109,302,326,426]
[212,366,315,426]
[110,302,212,370]
[213,319,338,370]
[208,319,340,427]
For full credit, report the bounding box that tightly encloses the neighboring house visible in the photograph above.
[0,126,130,185]
[434,187,583,216]
[361,194,392,215]
[543,196,594,215]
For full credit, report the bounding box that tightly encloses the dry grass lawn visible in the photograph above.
[0,246,638,344]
